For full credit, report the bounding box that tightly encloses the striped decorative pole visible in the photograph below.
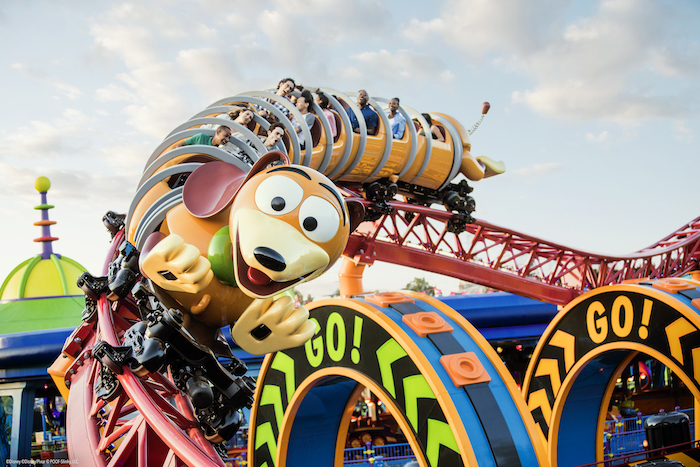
[33,176,60,260]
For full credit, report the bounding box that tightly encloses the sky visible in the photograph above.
[1,0,699,300]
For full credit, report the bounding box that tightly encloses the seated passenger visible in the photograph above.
[259,122,286,153]
[176,125,231,148]
[290,90,316,149]
[348,89,378,135]
[219,108,259,159]
[256,77,296,119]
[290,83,305,104]
[314,90,338,138]
[419,113,445,142]
[385,97,406,139]
[228,108,256,139]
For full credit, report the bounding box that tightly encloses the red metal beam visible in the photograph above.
[343,198,700,305]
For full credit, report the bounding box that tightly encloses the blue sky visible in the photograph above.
[1,0,699,297]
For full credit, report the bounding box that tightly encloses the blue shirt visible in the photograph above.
[349,105,378,132]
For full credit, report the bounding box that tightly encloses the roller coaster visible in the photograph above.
[47,86,700,467]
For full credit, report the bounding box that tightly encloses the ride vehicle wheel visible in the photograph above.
[65,230,227,467]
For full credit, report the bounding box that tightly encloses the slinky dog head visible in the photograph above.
[182,151,364,298]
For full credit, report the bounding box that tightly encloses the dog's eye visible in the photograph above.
[298,196,340,243]
[255,176,303,215]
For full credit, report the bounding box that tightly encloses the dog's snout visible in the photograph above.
[253,247,287,272]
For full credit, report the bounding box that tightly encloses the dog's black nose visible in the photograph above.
[253,247,286,272]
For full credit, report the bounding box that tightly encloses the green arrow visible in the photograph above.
[403,374,436,431]
[270,352,295,403]
[255,422,277,465]
[376,339,407,398]
[260,385,284,432]
[426,418,460,466]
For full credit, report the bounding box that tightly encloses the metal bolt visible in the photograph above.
[69,368,76,374]
[74,337,82,344]
[65,380,71,388]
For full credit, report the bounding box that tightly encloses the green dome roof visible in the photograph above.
[0,177,86,333]
[0,254,86,300]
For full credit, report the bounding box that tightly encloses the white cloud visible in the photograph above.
[512,162,562,177]
[0,109,92,160]
[407,0,700,123]
[340,49,454,86]
[404,0,569,58]
[586,130,609,143]
[89,4,192,137]
[11,62,82,100]
[95,83,137,103]
[176,48,245,101]
[673,121,693,142]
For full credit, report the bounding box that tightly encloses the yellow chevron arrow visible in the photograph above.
[426,418,461,466]
[535,358,562,396]
[270,352,296,404]
[550,330,576,373]
[255,422,277,466]
[259,385,283,432]
[403,374,436,431]
[665,317,696,365]
[528,388,552,428]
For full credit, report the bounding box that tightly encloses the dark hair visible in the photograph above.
[295,84,304,91]
[421,113,433,125]
[216,125,232,133]
[315,90,329,109]
[277,77,295,89]
[391,97,400,104]
[268,122,285,133]
[229,108,252,120]
[299,90,314,107]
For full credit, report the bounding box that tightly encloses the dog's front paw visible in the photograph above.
[230,295,316,355]
[141,234,213,294]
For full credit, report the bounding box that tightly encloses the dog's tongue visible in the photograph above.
[248,267,272,285]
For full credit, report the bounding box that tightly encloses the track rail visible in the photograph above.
[343,197,700,305]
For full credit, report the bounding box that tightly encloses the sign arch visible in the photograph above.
[523,274,700,467]
[249,292,547,467]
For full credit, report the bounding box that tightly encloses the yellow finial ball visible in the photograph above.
[35,176,51,192]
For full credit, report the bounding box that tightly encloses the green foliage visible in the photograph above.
[404,277,435,296]
[288,288,314,305]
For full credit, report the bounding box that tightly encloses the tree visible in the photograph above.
[404,277,435,296]
[287,288,314,306]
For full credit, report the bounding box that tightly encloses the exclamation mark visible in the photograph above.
[639,299,653,339]
[351,316,363,364]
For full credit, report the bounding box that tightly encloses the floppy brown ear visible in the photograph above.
[242,150,290,186]
[346,199,365,233]
[183,161,248,218]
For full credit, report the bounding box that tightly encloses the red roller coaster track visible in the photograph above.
[343,197,700,306]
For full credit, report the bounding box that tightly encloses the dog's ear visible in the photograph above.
[346,199,365,233]
[182,161,248,218]
[242,150,290,185]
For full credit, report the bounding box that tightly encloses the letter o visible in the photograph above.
[326,312,346,362]
[611,295,634,338]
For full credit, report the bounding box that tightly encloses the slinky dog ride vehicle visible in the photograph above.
[49,86,509,466]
